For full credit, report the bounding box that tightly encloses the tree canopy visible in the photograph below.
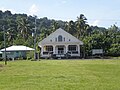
[0,10,120,57]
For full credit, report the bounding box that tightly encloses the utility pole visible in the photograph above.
[34,15,37,60]
[3,26,7,65]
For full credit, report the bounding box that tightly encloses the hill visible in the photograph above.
[0,10,120,57]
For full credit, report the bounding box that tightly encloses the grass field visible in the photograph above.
[0,59,120,90]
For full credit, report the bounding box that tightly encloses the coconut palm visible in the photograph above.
[75,14,87,39]
[66,20,77,36]
[17,17,31,40]
[6,27,16,45]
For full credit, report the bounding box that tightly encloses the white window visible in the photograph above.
[55,38,57,42]
[64,37,65,41]
[58,35,62,42]
[68,45,77,51]
[44,46,53,51]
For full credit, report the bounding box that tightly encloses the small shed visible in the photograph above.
[0,45,34,60]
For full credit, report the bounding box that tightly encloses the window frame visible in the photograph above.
[58,35,62,42]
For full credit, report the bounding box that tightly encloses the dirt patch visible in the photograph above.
[0,64,4,72]
[0,64,4,67]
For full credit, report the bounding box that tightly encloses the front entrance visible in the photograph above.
[56,45,65,54]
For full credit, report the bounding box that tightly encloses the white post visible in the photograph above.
[77,44,80,55]
[34,15,37,60]
[53,45,56,54]
[40,46,43,56]
[3,26,7,65]
[65,45,68,53]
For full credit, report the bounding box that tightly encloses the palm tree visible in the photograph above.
[66,20,77,36]
[6,27,16,45]
[17,17,31,40]
[84,24,92,37]
[75,14,87,39]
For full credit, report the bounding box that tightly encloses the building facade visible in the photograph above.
[38,28,83,58]
[0,45,34,60]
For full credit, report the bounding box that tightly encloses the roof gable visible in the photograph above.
[39,28,83,45]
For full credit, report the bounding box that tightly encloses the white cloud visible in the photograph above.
[0,7,16,14]
[62,0,67,4]
[90,20,100,26]
[29,4,39,16]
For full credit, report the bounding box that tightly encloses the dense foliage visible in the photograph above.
[0,10,120,57]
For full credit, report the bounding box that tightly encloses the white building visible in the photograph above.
[0,45,34,60]
[38,28,83,58]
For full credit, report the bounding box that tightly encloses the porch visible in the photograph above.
[40,45,80,58]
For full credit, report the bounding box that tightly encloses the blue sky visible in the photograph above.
[0,0,120,28]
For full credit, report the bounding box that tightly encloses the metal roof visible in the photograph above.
[0,45,34,52]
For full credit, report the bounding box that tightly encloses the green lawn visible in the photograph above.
[0,59,120,90]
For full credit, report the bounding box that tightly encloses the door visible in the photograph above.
[57,45,65,54]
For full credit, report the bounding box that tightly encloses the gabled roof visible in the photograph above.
[39,28,83,45]
[0,45,34,52]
